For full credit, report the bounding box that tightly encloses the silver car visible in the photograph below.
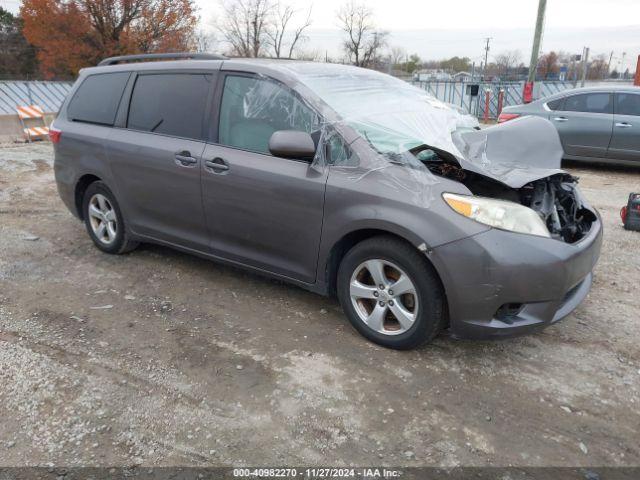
[500,86,640,165]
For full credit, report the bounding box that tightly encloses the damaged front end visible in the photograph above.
[428,161,597,243]
[419,116,598,243]
[520,175,596,243]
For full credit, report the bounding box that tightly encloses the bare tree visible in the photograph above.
[218,0,272,57]
[295,47,325,62]
[195,29,216,53]
[494,49,521,77]
[266,3,312,59]
[588,54,609,80]
[337,1,387,68]
[389,46,406,68]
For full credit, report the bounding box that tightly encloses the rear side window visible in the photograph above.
[546,98,564,110]
[67,72,130,125]
[563,93,612,114]
[127,73,212,140]
[615,93,640,116]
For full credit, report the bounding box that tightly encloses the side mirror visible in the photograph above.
[268,130,316,161]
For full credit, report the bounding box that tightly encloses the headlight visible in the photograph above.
[443,192,550,238]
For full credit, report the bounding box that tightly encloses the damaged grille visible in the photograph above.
[424,156,596,243]
[520,175,596,243]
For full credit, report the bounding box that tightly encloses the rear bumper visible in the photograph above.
[54,147,80,219]
[430,215,603,339]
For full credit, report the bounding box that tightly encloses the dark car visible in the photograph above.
[52,53,602,349]
[499,86,640,165]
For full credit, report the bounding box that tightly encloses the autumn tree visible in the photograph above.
[20,0,198,78]
[337,0,388,68]
[537,51,560,79]
[0,7,38,78]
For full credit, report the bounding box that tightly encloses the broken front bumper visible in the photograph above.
[429,213,603,339]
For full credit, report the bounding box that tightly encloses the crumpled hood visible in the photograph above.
[279,63,566,189]
[451,115,566,188]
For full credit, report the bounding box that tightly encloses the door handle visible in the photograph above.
[615,122,632,128]
[175,151,198,167]
[553,116,568,122]
[204,158,229,173]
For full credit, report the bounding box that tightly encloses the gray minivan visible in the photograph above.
[53,53,602,349]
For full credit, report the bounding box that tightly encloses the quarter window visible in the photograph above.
[615,93,640,116]
[218,75,321,155]
[326,130,358,166]
[127,73,212,140]
[563,93,612,114]
[67,72,130,125]
[546,98,564,111]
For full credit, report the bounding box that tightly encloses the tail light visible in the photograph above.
[48,127,62,144]
[497,113,520,123]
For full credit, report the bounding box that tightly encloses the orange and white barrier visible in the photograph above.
[16,104,45,119]
[16,104,49,142]
[23,126,50,138]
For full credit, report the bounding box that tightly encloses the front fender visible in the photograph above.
[316,164,490,290]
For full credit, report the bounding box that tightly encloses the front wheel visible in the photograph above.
[337,236,446,349]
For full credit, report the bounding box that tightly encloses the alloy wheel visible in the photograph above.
[349,259,418,335]
[88,193,117,245]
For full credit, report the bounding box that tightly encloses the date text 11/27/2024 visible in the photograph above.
[233,468,402,478]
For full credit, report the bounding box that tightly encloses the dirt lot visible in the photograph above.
[0,142,639,468]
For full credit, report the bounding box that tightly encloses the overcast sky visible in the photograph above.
[2,0,638,71]
[199,0,639,71]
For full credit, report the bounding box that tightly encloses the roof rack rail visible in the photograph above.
[98,52,226,66]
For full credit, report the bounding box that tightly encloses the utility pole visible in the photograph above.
[483,37,492,79]
[580,47,590,87]
[607,51,614,79]
[527,0,547,82]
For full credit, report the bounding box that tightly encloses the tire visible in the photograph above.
[337,235,446,349]
[82,181,138,254]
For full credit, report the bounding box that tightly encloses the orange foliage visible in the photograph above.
[21,0,198,78]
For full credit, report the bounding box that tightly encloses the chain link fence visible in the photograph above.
[410,80,571,119]
[0,80,73,115]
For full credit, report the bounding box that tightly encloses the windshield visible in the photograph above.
[290,64,466,159]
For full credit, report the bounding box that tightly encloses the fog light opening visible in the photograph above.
[495,303,524,323]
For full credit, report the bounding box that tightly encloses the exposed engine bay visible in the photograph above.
[419,149,597,243]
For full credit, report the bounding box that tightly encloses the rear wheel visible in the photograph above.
[82,181,138,254]
[337,236,446,349]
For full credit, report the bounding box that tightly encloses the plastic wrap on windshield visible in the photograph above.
[234,64,562,208]
[234,66,482,208]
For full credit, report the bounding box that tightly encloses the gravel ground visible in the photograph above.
[0,142,638,468]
